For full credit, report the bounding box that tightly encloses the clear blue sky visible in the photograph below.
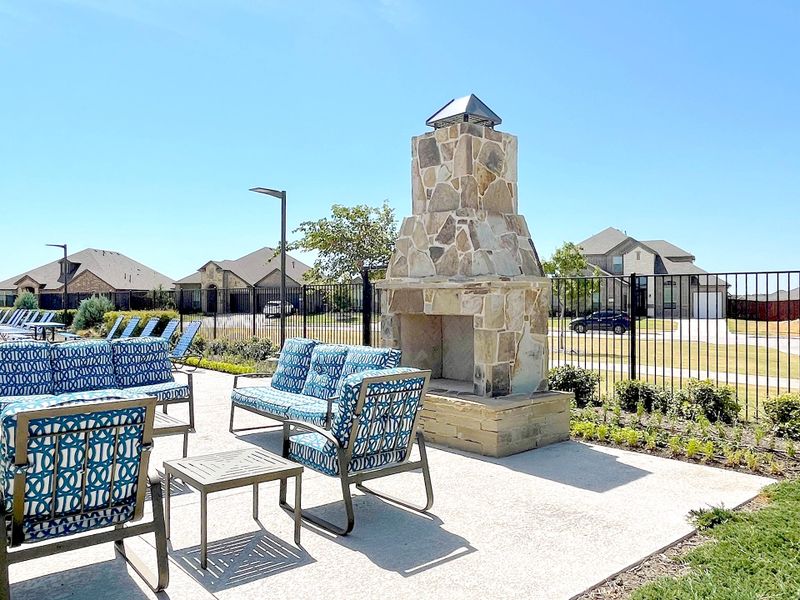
[1,0,798,282]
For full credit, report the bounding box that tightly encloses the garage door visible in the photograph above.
[692,292,725,319]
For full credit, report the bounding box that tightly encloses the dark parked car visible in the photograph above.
[569,311,631,334]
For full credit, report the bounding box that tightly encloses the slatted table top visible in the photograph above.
[163,447,303,493]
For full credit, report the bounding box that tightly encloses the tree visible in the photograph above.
[543,242,599,352]
[287,202,398,282]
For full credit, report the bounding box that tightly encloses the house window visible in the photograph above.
[663,281,676,310]
[635,251,641,261]
[611,256,623,274]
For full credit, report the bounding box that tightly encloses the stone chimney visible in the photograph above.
[378,95,551,397]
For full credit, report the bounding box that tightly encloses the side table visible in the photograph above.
[163,447,303,569]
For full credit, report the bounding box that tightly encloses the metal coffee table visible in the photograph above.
[163,447,303,569]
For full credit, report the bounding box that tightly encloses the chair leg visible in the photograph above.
[0,510,9,600]
[279,454,355,536]
[355,432,434,512]
[114,476,170,592]
[228,402,236,433]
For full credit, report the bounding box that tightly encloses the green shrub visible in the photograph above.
[183,357,254,375]
[614,380,664,412]
[673,379,740,424]
[103,310,179,338]
[51,309,77,328]
[73,295,114,330]
[764,392,800,440]
[205,337,278,363]
[548,365,600,408]
[13,292,38,309]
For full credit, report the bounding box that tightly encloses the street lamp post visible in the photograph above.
[46,243,68,324]
[249,187,287,348]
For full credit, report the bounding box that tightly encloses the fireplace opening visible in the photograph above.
[398,314,474,384]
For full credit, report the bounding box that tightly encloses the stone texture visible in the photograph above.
[435,245,459,277]
[417,136,441,168]
[453,135,473,177]
[419,390,571,456]
[435,215,456,245]
[478,141,505,176]
[407,248,435,277]
[483,178,514,213]
[429,183,460,212]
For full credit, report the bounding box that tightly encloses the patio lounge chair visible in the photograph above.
[279,367,433,535]
[169,321,202,370]
[118,316,141,339]
[139,317,159,337]
[0,311,12,325]
[105,315,124,341]
[159,319,179,342]
[0,395,169,596]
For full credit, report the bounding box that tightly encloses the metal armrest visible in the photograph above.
[282,419,341,447]
[233,372,273,388]
[325,396,339,429]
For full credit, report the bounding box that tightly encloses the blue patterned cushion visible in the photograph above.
[117,382,189,402]
[271,338,318,394]
[285,399,338,428]
[111,338,173,388]
[287,432,406,477]
[334,346,402,397]
[0,395,54,409]
[231,386,304,418]
[0,394,146,542]
[300,345,349,400]
[0,341,53,396]
[332,368,427,453]
[50,341,116,394]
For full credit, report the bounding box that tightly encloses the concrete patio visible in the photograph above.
[8,368,773,600]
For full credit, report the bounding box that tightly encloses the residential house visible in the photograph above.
[0,248,175,308]
[575,227,727,318]
[175,247,311,313]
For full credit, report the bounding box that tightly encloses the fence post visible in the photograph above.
[629,272,637,380]
[179,289,184,332]
[251,287,257,337]
[212,289,217,340]
[302,285,308,339]
[361,268,372,346]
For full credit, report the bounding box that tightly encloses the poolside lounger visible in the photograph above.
[118,316,141,339]
[139,317,160,337]
[169,320,202,370]
[105,315,125,340]
[159,319,179,341]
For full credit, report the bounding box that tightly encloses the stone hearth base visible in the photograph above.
[419,385,573,457]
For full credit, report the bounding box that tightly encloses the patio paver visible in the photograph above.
[7,368,774,600]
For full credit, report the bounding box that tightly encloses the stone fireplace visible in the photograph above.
[378,94,552,398]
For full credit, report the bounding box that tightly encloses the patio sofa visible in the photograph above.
[0,338,195,453]
[229,337,402,432]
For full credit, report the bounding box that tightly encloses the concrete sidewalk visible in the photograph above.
[8,368,774,600]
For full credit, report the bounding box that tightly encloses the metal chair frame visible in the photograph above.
[279,370,433,535]
[104,315,125,341]
[0,397,168,597]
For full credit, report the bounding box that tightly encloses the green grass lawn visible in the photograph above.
[549,317,678,332]
[633,479,800,599]
[728,318,800,338]
[552,335,799,380]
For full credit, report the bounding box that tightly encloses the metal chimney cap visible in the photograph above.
[425,94,502,129]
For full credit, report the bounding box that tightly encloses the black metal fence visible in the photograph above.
[550,271,800,420]
[176,275,382,347]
